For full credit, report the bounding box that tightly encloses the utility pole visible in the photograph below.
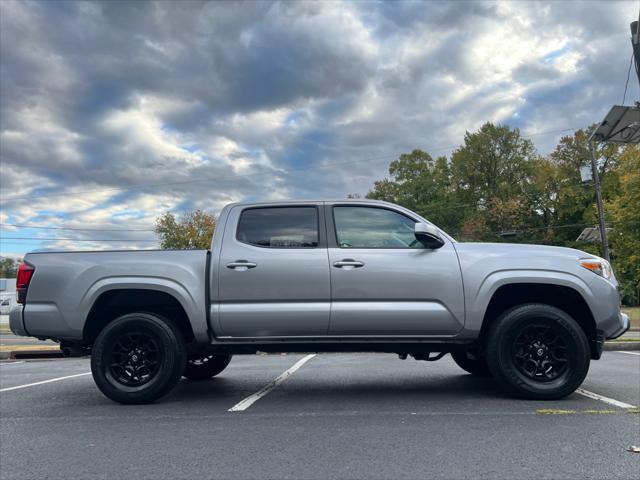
[632,16,639,87]
[587,137,609,262]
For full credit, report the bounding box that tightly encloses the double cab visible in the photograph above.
[10,200,629,403]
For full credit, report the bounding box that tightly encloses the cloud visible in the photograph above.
[0,0,636,253]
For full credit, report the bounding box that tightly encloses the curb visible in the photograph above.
[0,349,64,360]
[604,341,640,351]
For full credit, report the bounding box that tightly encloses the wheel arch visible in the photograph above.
[82,281,207,345]
[478,282,599,359]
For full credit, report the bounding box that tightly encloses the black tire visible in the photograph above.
[91,312,186,404]
[451,350,492,377]
[183,354,233,380]
[486,303,590,400]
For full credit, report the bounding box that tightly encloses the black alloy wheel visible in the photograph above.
[106,331,162,387]
[91,312,186,404]
[512,324,569,382]
[486,303,590,400]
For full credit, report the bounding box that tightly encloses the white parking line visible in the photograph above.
[0,361,25,365]
[575,388,636,409]
[617,351,640,356]
[228,354,316,412]
[0,372,91,392]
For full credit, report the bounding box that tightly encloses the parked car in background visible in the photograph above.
[10,200,629,404]
[0,293,16,315]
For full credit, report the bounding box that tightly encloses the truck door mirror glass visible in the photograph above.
[414,223,445,249]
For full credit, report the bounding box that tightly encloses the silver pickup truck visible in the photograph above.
[10,200,629,404]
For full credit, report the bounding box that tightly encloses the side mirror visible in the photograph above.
[414,223,445,249]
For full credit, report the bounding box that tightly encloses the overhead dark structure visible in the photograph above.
[590,105,640,144]
[586,105,639,263]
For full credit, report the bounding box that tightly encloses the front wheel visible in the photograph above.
[486,304,590,400]
[91,312,186,404]
[183,353,232,380]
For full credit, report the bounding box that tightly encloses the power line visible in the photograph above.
[0,126,581,203]
[485,220,640,236]
[3,220,638,246]
[1,177,598,234]
[623,52,634,105]
[0,223,155,232]
[0,237,157,242]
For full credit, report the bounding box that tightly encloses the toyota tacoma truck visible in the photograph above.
[10,200,629,404]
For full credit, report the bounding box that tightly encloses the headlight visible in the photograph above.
[579,258,612,280]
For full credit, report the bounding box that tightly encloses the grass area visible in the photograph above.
[0,345,59,353]
[622,306,640,331]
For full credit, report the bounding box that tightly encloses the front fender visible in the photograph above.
[465,269,595,334]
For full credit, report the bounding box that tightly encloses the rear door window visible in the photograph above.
[237,207,319,248]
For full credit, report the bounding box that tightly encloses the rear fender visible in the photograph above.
[81,277,209,343]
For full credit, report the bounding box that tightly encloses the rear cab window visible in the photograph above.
[236,206,319,248]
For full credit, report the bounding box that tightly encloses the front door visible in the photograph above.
[327,204,464,336]
[217,204,330,337]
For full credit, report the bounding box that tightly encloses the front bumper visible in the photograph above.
[591,312,629,360]
[606,312,630,340]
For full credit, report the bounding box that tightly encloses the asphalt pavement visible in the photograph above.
[1,352,639,479]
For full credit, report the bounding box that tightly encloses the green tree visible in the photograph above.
[449,123,540,240]
[367,149,460,232]
[155,209,216,250]
[542,126,623,249]
[0,257,19,277]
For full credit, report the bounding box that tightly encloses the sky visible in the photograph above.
[0,0,638,257]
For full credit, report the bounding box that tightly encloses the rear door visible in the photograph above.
[217,204,330,337]
[326,203,464,336]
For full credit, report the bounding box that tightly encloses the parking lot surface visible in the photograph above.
[1,352,639,479]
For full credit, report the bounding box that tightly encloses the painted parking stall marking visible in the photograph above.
[0,372,91,393]
[575,388,637,409]
[229,354,316,412]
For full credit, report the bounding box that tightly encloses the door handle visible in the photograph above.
[333,259,365,268]
[226,260,257,270]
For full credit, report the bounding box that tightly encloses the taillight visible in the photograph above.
[16,263,35,304]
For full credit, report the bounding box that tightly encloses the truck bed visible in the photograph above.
[12,249,210,342]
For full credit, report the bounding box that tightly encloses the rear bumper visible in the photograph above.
[9,305,27,337]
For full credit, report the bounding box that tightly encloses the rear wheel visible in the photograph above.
[451,350,492,376]
[91,312,186,404]
[183,353,232,380]
[486,303,590,400]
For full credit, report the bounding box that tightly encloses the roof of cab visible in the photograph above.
[225,199,398,208]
